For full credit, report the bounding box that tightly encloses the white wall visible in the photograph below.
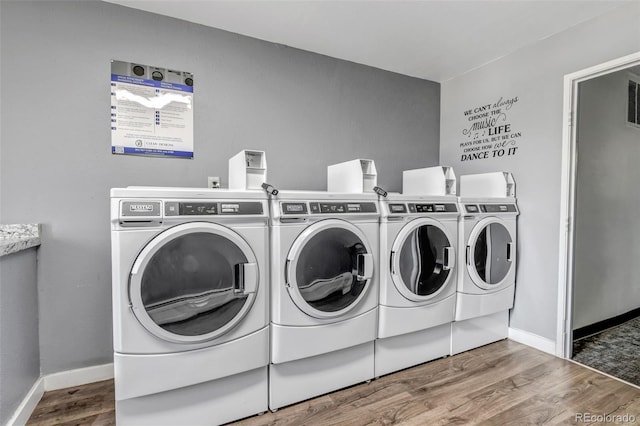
[0,0,440,375]
[572,69,640,330]
[440,2,640,341]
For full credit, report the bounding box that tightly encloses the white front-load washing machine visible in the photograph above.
[452,196,519,355]
[376,193,458,377]
[269,191,379,411]
[111,187,269,425]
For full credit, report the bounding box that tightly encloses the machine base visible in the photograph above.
[374,322,450,377]
[269,342,374,411]
[450,310,509,355]
[271,309,377,364]
[114,327,269,400]
[378,295,455,338]
[116,366,268,426]
[454,286,514,321]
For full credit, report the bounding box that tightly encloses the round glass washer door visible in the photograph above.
[467,217,515,290]
[390,218,456,302]
[129,222,259,344]
[286,219,374,319]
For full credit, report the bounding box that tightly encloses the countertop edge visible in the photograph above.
[0,224,42,257]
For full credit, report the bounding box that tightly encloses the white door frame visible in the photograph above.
[556,51,640,358]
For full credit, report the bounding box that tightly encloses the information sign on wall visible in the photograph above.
[110,60,194,158]
[458,96,522,162]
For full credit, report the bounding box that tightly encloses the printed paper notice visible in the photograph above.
[110,60,194,158]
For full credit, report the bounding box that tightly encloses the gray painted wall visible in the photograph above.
[440,2,640,342]
[0,249,40,424]
[0,1,440,374]
[573,69,640,330]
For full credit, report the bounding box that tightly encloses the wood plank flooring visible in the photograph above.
[26,340,640,425]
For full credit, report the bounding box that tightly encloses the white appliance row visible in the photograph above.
[110,171,518,425]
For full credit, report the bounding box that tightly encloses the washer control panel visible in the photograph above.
[464,203,517,214]
[280,201,377,215]
[119,200,263,218]
[164,201,263,216]
[387,203,457,215]
[409,203,458,213]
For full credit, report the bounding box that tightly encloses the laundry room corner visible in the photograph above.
[439,1,640,354]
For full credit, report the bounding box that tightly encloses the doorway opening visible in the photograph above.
[558,52,640,386]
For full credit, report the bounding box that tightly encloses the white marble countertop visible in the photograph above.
[0,224,41,257]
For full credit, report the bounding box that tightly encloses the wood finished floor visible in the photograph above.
[26,340,640,425]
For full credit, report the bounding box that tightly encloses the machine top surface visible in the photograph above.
[110,186,267,200]
[272,190,378,201]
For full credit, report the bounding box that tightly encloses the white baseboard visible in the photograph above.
[5,377,44,426]
[508,327,556,355]
[44,362,114,391]
[6,363,114,425]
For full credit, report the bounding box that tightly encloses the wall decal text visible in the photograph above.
[458,96,522,162]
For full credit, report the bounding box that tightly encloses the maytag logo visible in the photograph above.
[130,204,155,213]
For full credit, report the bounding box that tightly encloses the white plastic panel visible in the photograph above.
[269,342,374,410]
[327,159,378,193]
[450,311,509,355]
[454,285,515,321]
[114,327,268,400]
[270,308,377,364]
[228,149,267,190]
[116,366,267,425]
[402,166,456,196]
[377,294,455,338]
[459,172,515,198]
[374,323,450,377]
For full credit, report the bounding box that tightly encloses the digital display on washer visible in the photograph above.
[219,202,263,215]
[310,202,377,214]
[282,202,307,214]
[389,204,407,213]
[179,202,218,215]
[164,201,263,216]
[220,204,240,214]
[465,204,479,213]
[411,203,458,213]
[480,204,517,213]
[320,203,346,213]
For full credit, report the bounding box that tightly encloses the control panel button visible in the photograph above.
[180,202,217,215]
[165,202,179,216]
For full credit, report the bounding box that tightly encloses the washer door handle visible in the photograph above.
[466,245,471,265]
[234,262,258,294]
[443,246,455,271]
[357,253,374,280]
[507,242,514,262]
[390,251,396,275]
